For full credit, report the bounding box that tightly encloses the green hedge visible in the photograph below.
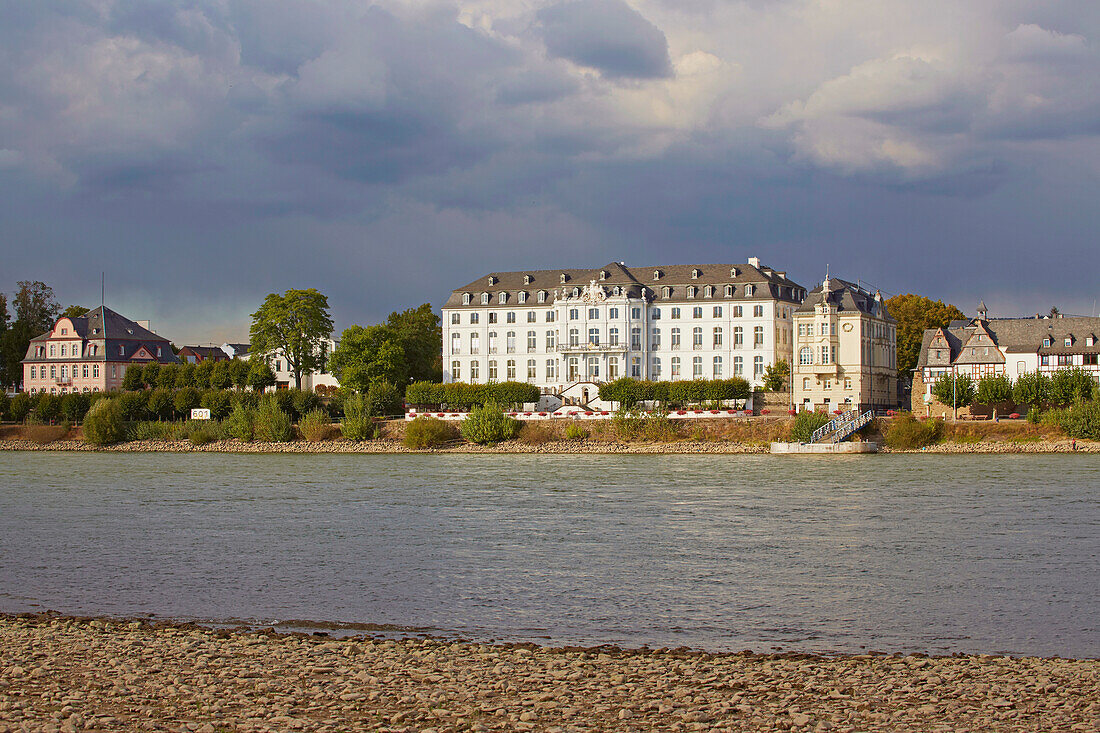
[405,381,541,409]
[598,377,751,407]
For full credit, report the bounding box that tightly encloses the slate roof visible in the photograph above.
[23,306,181,364]
[795,278,894,321]
[914,315,1100,369]
[444,261,806,308]
[179,345,228,361]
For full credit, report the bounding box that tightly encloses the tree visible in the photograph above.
[762,359,790,392]
[329,324,408,393]
[13,281,60,335]
[157,363,179,390]
[141,361,161,389]
[975,374,1013,405]
[247,360,276,392]
[209,361,232,390]
[122,364,145,391]
[885,294,967,376]
[385,304,442,383]
[61,305,89,319]
[146,389,173,421]
[1013,371,1049,409]
[36,393,62,423]
[1048,367,1095,406]
[194,360,215,390]
[931,372,975,409]
[249,289,334,390]
[229,359,251,389]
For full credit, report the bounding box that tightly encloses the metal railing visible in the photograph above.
[809,409,857,443]
[825,410,874,444]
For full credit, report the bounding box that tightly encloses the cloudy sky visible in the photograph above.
[2,0,1098,344]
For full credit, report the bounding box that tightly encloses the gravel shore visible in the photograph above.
[1,438,1095,454]
[1,615,1096,732]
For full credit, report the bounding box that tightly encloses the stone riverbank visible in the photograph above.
[1,438,1096,454]
[1,615,1096,732]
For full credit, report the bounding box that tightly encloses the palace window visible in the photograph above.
[754,326,764,347]
[588,328,599,346]
[93,365,99,378]
[546,359,557,380]
[663,286,672,298]
[588,357,599,378]
[725,285,734,297]
[527,311,536,323]
[671,308,681,319]
[83,365,89,378]
[546,331,556,350]
[482,293,490,305]
[687,286,697,299]
[489,312,498,324]
[572,287,580,297]
[546,311,556,322]
[569,308,579,320]
[507,360,516,380]
[499,292,507,304]
[746,284,755,296]
[470,333,480,354]
[651,328,661,349]
[537,291,547,303]
[451,313,460,324]
[609,327,620,346]
[470,313,479,324]
[507,312,516,323]
[713,306,722,318]
[651,308,661,320]
[631,307,641,319]
[693,307,702,319]
[527,359,537,380]
[713,327,723,347]
[693,327,703,349]
[631,357,641,378]
[451,333,461,354]
[589,308,599,319]
[733,306,742,318]
[518,292,527,304]
[506,332,516,353]
[799,347,813,365]
[488,360,498,380]
[488,332,498,354]
[754,305,764,317]
[704,285,713,298]
[609,307,619,319]
[754,356,764,376]
[671,357,681,378]
[451,361,461,381]
[734,326,743,347]
[693,356,703,378]
[51,365,57,378]
[631,327,641,350]
[463,293,471,305]
[569,328,580,347]
[527,331,537,352]
[471,361,480,381]
[671,328,681,349]
[608,357,619,379]
[652,357,662,378]
[30,366,36,379]
[713,356,722,378]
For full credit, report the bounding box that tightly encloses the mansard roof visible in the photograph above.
[23,306,181,364]
[795,278,894,321]
[445,261,805,308]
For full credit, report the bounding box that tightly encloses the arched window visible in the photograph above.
[569,328,580,347]
[671,356,681,378]
[799,347,813,365]
[692,327,703,349]
[662,286,672,298]
[488,360,498,380]
[471,361,480,381]
[499,292,508,304]
[687,286,696,299]
[693,356,703,377]
[725,285,734,297]
[713,327,723,347]
[704,285,713,298]
[518,291,527,303]
[713,356,722,378]
[537,290,547,303]
[481,293,490,305]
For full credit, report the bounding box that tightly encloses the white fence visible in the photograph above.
[406,408,766,421]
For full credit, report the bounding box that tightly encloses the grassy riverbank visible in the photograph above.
[1,615,1096,732]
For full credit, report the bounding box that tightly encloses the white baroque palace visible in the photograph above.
[441,259,806,391]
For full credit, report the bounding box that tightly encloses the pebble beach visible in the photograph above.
[1,615,1097,733]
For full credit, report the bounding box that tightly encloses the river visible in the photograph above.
[1,452,1096,657]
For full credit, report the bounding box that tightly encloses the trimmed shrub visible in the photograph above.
[254,396,293,442]
[146,388,173,421]
[9,393,33,423]
[340,393,375,441]
[564,422,589,441]
[201,390,234,420]
[365,381,401,417]
[172,387,201,418]
[61,393,90,423]
[83,398,126,445]
[225,403,255,441]
[404,416,455,449]
[789,411,831,443]
[884,412,944,450]
[35,393,62,423]
[598,377,750,407]
[299,408,334,442]
[405,381,540,409]
[461,403,520,445]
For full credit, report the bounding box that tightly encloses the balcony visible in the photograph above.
[556,343,628,354]
[54,377,72,386]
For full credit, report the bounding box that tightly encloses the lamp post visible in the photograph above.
[952,363,957,422]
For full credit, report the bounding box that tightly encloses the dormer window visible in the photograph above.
[725,285,734,297]
[560,273,568,284]
[482,293,490,305]
[523,274,532,285]
[92,328,100,334]
[498,292,507,304]
[1043,337,1051,347]
[653,270,661,281]
[613,286,621,296]
[1065,337,1073,347]
[662,286,672,298]
[488,276,497,286]
[463,293,471,305]
[119,345,125,356]
[599,270,608,281]
[691,269,700,279]
[518,292,527,304]
[687,286,696,299]
[730,267,739,277]
[156,347,162,358]
[572,287,580,297]
[746,284,755,296]
[704,285,713,298]
[537,290,547,303]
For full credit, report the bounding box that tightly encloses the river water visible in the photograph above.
[0,452,1096,657]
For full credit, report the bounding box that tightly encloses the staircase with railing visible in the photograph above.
[811,409,874,444]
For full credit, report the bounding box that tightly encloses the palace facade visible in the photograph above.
[22,306,181,394]
[441,259,806,391]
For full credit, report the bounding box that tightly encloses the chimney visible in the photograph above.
[137,320,150,330]
[747,256,761,268]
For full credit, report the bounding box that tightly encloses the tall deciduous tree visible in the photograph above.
[886,294,967,376]
[329,324,408,393]
[931,372,975,409]
[13,281,60,334]
[249,289,334,390]
[385,303,442,383]
[61,305,89,319]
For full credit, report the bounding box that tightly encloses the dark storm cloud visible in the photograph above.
[1,0,1100,343]
[535,0,673,80]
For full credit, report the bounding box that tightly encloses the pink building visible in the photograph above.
[22,306,181,395]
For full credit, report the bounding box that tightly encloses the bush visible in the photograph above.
[299,409,334,442]
[608,408,678,442]
[146,388,173,421]
[1048,367,1096,406]
[184,419,222,446]
[61,393,90,423]
[225,403,255,441]
[365,381,401,417]
[0,392,9,421]
[127,421,185,442]
[1026,407,1042,424]
[598,377,750,407]
[9,393,33,423]
[83,398,127,445]
[201,390,234,420]
[173,387,201,418]
[254,396,293,442]
[884,412,944,450]
[405,381,540,409]
[788,411,831,442]
[36,393,62,423]
[340,393,375,441]
[1042,399,1100,439]
[291,389,321,421]
[461,403,520,445]
[564,422,589,441]
[404,416,455,448]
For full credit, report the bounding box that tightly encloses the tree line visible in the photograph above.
[930,368,1097,410]
[598,377,752,408]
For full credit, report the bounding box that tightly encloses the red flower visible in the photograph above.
[761,409,770,415]
[788,409,797,416]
